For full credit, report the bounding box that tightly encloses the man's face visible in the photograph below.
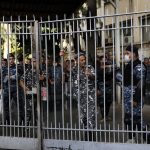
[27,59,31,64]
[124,50,136,62]
[53,61,57,66]
[79,55,86,68]
[9,57,15,66]
[41,57,45,64]
[2,59,7,66]
[144,59,149,65]
[100,57,105,68]
[46,57,53,65]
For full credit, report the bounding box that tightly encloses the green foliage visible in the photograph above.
[0,23,23,58]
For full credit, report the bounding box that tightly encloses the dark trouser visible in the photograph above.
[124,113,149,142]
[49,85,62,111]
[82,117,95,141]
[98,92,112,119]
[98,84,112,119]
[3,89,24,124]
[99,100,112,118]
[26,94,37,126]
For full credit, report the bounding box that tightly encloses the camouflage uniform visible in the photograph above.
[116,59,148,140]
[72,65,95,129]
[2,64,24,124]
[20,65,38,125]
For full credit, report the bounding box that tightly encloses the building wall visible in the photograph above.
[97,0,150,42]
[133,0,150,12]
[96,0,150,60]
[103,0,150,14]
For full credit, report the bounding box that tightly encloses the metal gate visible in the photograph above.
[0,11,150,150]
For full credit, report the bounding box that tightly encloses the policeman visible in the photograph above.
[97,55,113,122]
[116,45,149,143]
[20,57,44,126]
[2,53,24,124]
[49,56,63,110]
[72,53,96,140]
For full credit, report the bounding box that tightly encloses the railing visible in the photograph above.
[0,11,150,149]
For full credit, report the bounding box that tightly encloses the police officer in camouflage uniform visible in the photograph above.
[72,53,96,140]
[2,53,24,124]
[116,45,150,143]
[20,57,44,126]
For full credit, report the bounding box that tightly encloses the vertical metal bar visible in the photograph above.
[77,19,81,141]
[31,25,35,137]
[43,21,47,129]
[140,15,144,143]
[108,124,111,142]
[117,124,120,143]
[68,20,73,140]
[50,122,53,139]
[0,21,4,136]
[52,21,57,139]
[14,120,15,137]
[89,12,92,38]
[48,16,51,40]
[94,17,98,142]
[39,21,42,132]
[34,21,42,150]
[60,19,65,140]
[14,20,19,137]
[15,16,21,134]
[72,13,75,39]
[61,22,65,141]
[56,15,59,40]
[121,15,125,143]
[2,17,6,137]
[46,20,50,138]
[146,125,148,143]
[112,16,116,143]
[67,123,69,140]
[85,21,89,139]
[102,16,106,131]
[130,14,134,141]
[100,124,102,142]
[115,0,121,106]
[59,123,60,140]
[44,21,50,136]
[26,16,28,40]
[29,122,31,138]
[13,17,20,135]
[103,21,106,141]
[7,23,12,136]
[111,18,116,143]
[136,125,138,143]
[18,16,21,40]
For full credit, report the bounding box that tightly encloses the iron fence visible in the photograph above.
[0,11,150,149]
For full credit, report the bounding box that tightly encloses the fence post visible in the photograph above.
[115,0,121,104]
[34,21,42,150]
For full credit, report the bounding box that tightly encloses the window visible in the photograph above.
[141,15,150,42]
